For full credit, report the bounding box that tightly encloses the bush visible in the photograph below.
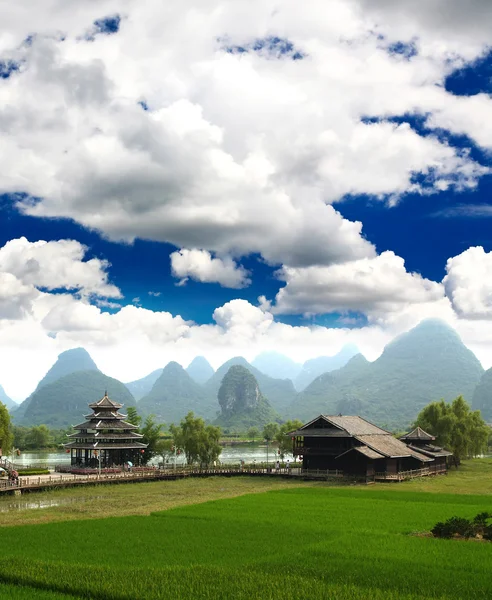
[17,469,50,476]
[432,513,492,539]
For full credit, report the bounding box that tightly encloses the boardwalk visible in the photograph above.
[0,463,447,495]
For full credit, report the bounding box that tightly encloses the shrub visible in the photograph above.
[432,512,492,539]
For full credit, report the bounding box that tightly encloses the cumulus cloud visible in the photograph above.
[271,251,444,318]
[0,237,121,298]
[170,249,251,288]
[0,0,489,274]
[444,247,492,319]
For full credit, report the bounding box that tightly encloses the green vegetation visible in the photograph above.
[0,400,13,455]
[431,512,492,540]
[170,411,222,465]
[415,396,489,463]
[294,319,484,429]
[1,478,492,599]
[0,383,15,410]
[13,424,71,450]
[216,365,279,428]
[275,419,303,457]
[16,469,50,476]
[16,370,135,428]
[139,361,216,423]
[204,356,297,414]
[124,368,163,401]
[472,367,492,421]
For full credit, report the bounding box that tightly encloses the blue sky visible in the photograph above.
[1,0,492,399]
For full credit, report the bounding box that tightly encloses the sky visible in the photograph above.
[1,0,492,401]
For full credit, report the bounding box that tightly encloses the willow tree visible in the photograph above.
[170,412,221,466]
[415,396,489,465]
[0,402,13,457]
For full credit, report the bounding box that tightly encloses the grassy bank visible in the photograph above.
[0,485,491,599]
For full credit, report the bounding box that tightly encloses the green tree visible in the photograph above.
[26,425,53,449]
[155,438,174,465]
[126,406,142,427]
[247,426,260,441]
[0,402,13,457]
[262,422,279,443]
[415,396,489,465]
[170,411,222,466]
[275,420,303,458]
[140,414,164,464]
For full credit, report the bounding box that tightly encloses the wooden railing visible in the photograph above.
[374,466,447,481]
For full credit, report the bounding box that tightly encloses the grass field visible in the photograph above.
[0,461,491,599]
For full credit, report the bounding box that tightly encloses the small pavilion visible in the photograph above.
[64,392,147,468]
[399,427,452,470]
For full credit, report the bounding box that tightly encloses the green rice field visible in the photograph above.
[0,484,491,599]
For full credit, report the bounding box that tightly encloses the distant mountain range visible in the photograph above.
[290,320,484,429]
[0,384,16,410]
[215,365,279,429]
[5,319,492,429]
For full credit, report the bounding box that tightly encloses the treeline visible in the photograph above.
[13,425,71,450]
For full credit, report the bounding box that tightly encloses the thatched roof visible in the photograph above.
[400,427,435,442]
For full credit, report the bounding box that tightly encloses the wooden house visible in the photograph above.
[399,427,452,471]
[289,415,448,479]
[64,392,147,468]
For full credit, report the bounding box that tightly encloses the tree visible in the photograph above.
[415,396,489,465]
[275,420,303,458]
[170,412,222,466]
[26,425,53,449]
[263,422,279,442]
[155,438,174,465]
[247,426,260,441]
[140,414,164,464]
[126,406,142,427]
[0,402,13,457]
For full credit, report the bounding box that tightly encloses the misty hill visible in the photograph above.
[471,369,492,422]
[292,320,484,429]
[12,348,100,422]
[125,369,163,401]
[186,356,215,384]
[139,362,216,424]
[204,357,297,413]
[0,385,16,410]
[215,365,279,429]
[20,370,136,428]
[251,352,302,381]
[294,344,360,391]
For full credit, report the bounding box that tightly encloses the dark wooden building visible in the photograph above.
[399,427,452,470]
[290,415,445,478]
[64,393,147,468]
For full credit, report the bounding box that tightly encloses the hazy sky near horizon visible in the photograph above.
[1,0,492,400]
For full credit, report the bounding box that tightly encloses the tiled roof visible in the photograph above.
[88,393,123,410]
[336,445,385,460]
[356,434,433,462]
[399,427,435,441]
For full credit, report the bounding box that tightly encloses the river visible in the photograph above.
[12,444,293,469]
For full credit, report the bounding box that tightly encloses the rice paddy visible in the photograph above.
[0,461,491,599]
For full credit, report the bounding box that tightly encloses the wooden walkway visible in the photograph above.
[0,467,298,495]
[0,464,448,495]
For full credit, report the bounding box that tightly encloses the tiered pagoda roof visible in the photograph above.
[64,392,147,451]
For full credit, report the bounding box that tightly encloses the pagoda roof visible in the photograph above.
[72,419,139,431]
[407,444,453,458]
[88,393,123,410]
[84,411,127,420]
[64,442,148,450]
[400,427,435,442]
[67,431,144,440]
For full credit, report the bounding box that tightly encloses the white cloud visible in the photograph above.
[170,249,251,288]
[0,0,489,274]
[271,251,444,318]
[444,247,492,319]
[0,237,121,298]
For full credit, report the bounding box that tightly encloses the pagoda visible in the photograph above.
[64,392,147,468]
